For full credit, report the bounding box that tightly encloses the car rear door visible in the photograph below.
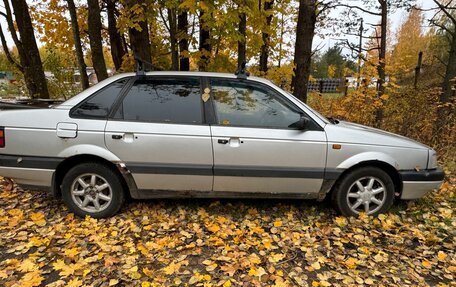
[104,76,213,193]
[208,78,327,195]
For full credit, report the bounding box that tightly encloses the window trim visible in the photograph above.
[70,76,134,120]
[108,75,207,126]
[207,77,323,131]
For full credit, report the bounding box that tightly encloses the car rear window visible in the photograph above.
[71,78,129,119]
[114,77,203,124]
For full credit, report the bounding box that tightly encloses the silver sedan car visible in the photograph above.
[0,71,444,218]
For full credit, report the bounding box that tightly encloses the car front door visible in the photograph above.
[105,76,213,193]
[209,78,327,195]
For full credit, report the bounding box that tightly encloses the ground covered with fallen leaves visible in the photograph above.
[0,176,455,287]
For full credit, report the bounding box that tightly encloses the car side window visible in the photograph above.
[114,77,203,124]
[211,79,302,129]
[71,78,129,118]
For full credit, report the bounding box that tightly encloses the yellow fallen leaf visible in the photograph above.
[143,267,154,277]
[19,271,44,287]
[223,280,232,287]
[130,271,141,280]
[30,212,46,226]
[64,248,79,259]
[273,220,282,227]
[263,239,272,249]
[438,251,447,261]
[206,263,217,271]
[206,223,220,233]
[248,253,262,265]
[67,278,82,287]
[373,253,383,262]
[52,260,66,271]
[248,266,267,277]
[344,257,358,269]
[422,260,432,268]
[269,253,285,263]
[162,262,181,275]
[311,261,321,270]
[19,259,37,272]
[109,279,119,286]
[335,216,347,227]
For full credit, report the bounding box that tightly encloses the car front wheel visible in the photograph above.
[61,162,125,218]
[332,167,395,216]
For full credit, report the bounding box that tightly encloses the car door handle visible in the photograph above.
[112,134,123,140]
[218,139,228,144]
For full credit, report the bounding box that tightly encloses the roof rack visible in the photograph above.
[235,61,250,79]
[135,56,146,76]
[134,55,163,75]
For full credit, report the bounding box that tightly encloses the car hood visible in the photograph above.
[325,121,430,150]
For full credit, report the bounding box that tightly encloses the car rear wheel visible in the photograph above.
[332,167,395,216]
[61,162,125,218]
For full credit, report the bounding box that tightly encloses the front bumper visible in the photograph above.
[399,168,445,200]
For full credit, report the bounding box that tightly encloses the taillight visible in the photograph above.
[0,127,4,147]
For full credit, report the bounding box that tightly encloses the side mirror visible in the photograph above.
[289,115,310,130]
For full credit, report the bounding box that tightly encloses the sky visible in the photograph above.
[313,0,436,52]
[0,0,438,58]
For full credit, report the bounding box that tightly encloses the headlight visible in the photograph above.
[428,149,438,169]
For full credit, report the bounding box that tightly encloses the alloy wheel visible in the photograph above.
[346,176,387,215]
[70,173,113,213]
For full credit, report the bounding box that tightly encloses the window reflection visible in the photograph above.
[211,80,301,128]
[73,79,128,118]
[118,78,202,124]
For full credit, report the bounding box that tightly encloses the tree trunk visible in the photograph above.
[237,11,246,68]
[8,0,49,99]
[198,4,212,71]
[375,0,387,127]
[278,12,284,68]
[67,0,89,90]
[436,32,456,132]
[178,11,190,71]
[168,8,179,71]
[291,0,317,103]
[125,0,152,67]
[259,0,274,73]
[106,0,126,71]
[87,0,108,81]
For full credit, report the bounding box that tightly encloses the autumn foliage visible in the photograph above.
[0,175,455,287]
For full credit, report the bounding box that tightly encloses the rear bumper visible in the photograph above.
[399,168,445,200]
[0,166,53,187]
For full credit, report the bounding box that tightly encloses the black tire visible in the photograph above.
[331,167,395,216]
[61,162,125,218]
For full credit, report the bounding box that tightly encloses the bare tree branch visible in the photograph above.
[343,31,381,38]
[433,0,456,25]
[0,22,23,71]
[336,38,380,53]
[1,0,21,49]
[429,19,455,36]
[311,42,325,56]
[158,8,170,33]
[332,4,382,16]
